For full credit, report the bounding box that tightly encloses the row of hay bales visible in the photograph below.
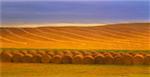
[0,50,150,65]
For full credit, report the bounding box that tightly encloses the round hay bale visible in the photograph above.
[22,53,33,63]
[82,52,91,56]
[54,51,64,56]
[62,54,73,64]
[37,50,46,56]
[95,54,105,64]
[144,54,150,65]
[83,55,94,64]
[28,50,37,55]
[138,53,147,56]
[103,54,114,64]
[63,51,73,56]
[110,52,118,57]
[62,50,70,54]
[19,50,28,55]
[99,52,105,54]
[0,52,13,62]
[114,54,123,65]
[103,52,112,56]
[47,51,55,57]
[12,53,24,62]
[79,50,88,55]
[72,55,84,64]
[51,55,62,64]
[119,52,125,56]
[32,54,42,63]
[122,53,133,65]
[10,50,20,55]
[133,54,144,65]
[41,54,52,63]
[72,51,82,56]
[128,52,136,56]
[91,52,99,57]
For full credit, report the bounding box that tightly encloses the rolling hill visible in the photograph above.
[0,23,149,50]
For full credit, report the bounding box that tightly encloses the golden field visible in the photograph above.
[1,63,150,77]
[0,23,150,50]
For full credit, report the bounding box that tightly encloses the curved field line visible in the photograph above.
[79,27,149,40]
[36,28,84,41]
[6,29,58,43]
[57,27,127,39]
[0,37,17,44]
[17,28,57,42]
[104,27,149,38]
[0,36,26,45]
[20,28,89,43]
[61,28,149,44]
[27,28,77,42]
[0,29,27,44]
[43,28,137,44]
[73,28,137,38]
[36,28,101,42]
[44,28,103,41]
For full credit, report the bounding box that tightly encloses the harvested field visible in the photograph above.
[0,23,149,50]
[1,63,150,77]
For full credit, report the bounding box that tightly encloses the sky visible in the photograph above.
[2,0,149,1]
[1,0,150,25]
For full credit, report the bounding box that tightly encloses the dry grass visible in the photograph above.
[1,63,150,77]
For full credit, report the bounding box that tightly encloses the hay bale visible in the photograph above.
[20,50,28,55]
[12,52,24,62]
[95,54,105,64]
[103,52,112,56]
[139,53,147,56]
[122,53,133,65]
[10,50,19,55]
[54,51,64,56]
[82,52,91,56]
[83,55,94,64]
[119,52,125,56]
[62,54,73,64]
[91,52,99,57]
[51,55,62,64]
[63,51,73,56]
[110,52,119,57]
[114,54,123,65]
[37,50,46,56]
[41,54,52,63]
[72,51,82,56]
[22,53,33,63]
[79,50,89,55]
[72,55,84,64]
[128,53,136,56]
[28,50,37,55]
[103,54,114,64]
[32,54,42,63]
[0,52,13,62]
[47,51,55,57]
[62,50,70,54]
[133,54,144,65]
[144,54,150,65]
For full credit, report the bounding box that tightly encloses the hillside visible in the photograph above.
[0,23,149,50]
